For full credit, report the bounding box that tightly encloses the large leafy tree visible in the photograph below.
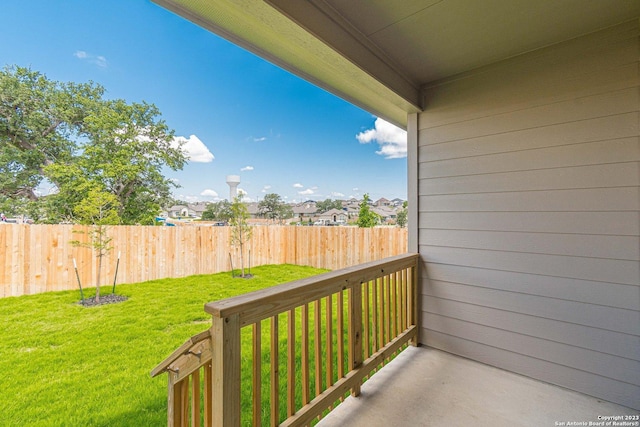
[258,193,292,224]
[0,65,103,202]
[0,66,186,224]
[315,198,342,213]
[45,99,185,224]
[201,200,233,222]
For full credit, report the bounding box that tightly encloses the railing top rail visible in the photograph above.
[204,253,419,326]
[151,329,211,377]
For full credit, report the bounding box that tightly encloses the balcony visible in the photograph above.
[152,253,636,426]
[152,254,638,427]
[152,253,420,426]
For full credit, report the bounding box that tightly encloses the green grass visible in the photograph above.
[0,264,327,427]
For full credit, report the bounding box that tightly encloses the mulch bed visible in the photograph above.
[79,294,128,307]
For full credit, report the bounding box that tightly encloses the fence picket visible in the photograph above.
[0,225,407,297]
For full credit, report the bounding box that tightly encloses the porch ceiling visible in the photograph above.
[153,0,640,127]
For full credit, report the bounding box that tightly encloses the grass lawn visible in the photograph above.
[0,264,327,426]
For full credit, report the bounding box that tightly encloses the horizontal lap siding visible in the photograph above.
[417,20,639,409]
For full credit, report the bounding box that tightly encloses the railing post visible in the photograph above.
[348,284,363,396]
[211,313,241,427]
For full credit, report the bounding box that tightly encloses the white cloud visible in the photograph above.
[172,135,214,163]
[261,185,271,193]
[74,50,108,68]
[241,166,254,171]
[293,183,304,188]
[356,118,407,159]
[95,56,107,68]
[298,189,315,195]
[182,195,200,202]
[200,189,218,197]
[331,192,345,198]
[253,137,267,142]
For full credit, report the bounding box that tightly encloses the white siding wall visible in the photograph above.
[417,20,639,409]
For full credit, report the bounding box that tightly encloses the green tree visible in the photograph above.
[230,194,252,277]
[315,198,342,213]
[45,99,184,224]
[277,204,294,225]
[201,200,232,222]
[258,193,293,224]
[0,65,103,203]
[357,193,378,228]
[0,66,186,224]
[396,201,408,228]
[70,187,120,303]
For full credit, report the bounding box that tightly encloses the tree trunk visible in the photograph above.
[239,242,245,277]
[96,253,102,303]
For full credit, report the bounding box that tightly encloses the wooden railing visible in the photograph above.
[152,253,420,426]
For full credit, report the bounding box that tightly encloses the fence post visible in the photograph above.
[348,283,363,397]
[211,313,241,427]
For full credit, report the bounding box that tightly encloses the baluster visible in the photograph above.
[204,363,212,427]
[314,299,322,398]
[348,284,362,397]
[324,294,333,398]
[287,309,295,417]
[270,315,279,426]
[191,370,201,427]
[301,304,310,406]
[253,322,261,427]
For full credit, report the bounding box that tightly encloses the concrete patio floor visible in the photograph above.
[318,346,638,427]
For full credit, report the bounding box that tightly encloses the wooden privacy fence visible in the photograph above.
[0,224,407,298]
[151,253,419,426]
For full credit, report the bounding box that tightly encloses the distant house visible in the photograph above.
[245,202,260,219]
[317,208,348,224]
[167,203,208,219]
[189,202,208,218]
[372,206,397,224]
[374,197,391,207]
[390,198,405,207]
[167,205,192,218]
[343,198,360,209]
[292,202,318,223]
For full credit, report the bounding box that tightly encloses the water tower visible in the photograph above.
[226,175,240,201]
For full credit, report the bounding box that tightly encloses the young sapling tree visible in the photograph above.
[70,188,120,303]
[229,194,252,278]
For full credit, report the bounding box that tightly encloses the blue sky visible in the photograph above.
[0,0,407,204]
